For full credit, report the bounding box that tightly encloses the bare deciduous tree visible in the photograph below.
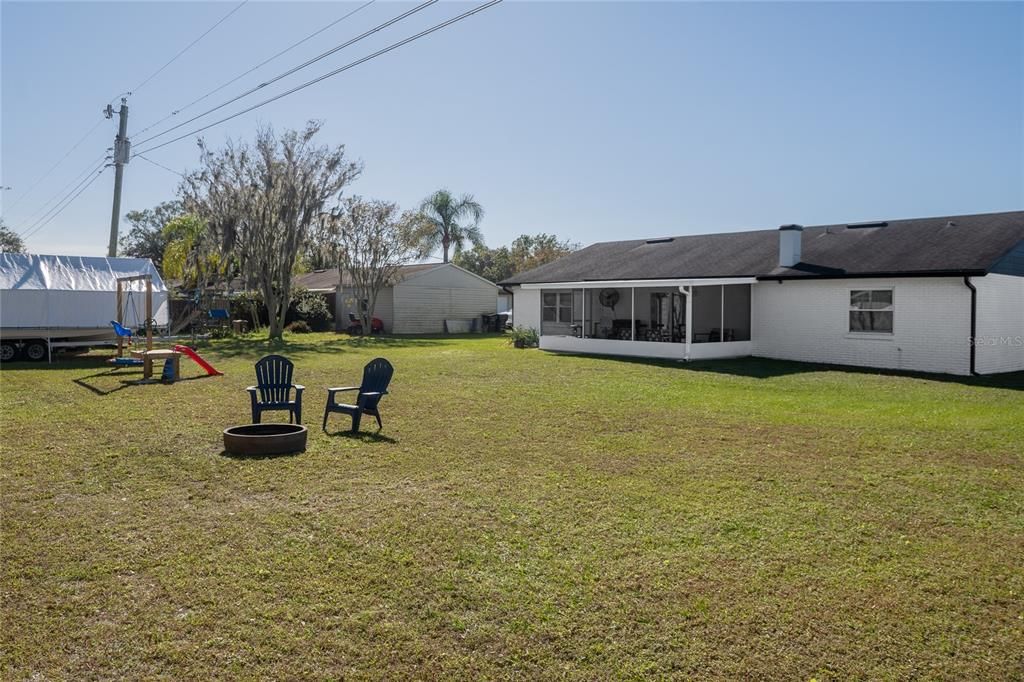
[182,122,361,340]
[328,196,428,332]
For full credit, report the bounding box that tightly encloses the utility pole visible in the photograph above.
[105,98,130,257]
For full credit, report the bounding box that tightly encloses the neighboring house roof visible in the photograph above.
[294,263,441,291]
[500,211,1024,284]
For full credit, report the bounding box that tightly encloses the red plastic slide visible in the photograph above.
[173,345,224,376]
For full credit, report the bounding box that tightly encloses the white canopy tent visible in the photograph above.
[0,254,169,331]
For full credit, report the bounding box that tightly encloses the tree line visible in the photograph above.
[114,122,576,340]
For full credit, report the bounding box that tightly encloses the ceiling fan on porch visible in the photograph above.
[599,288,619,311]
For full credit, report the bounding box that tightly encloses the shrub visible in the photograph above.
[208,326,235,339]
[290,288,334,332]
[286,320,313,334]
[507,326,539,348]
[232,290,266,329]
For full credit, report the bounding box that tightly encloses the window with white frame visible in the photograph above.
[849,289,894,333]
[542,292,573,323]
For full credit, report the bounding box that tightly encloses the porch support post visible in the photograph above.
[116,281,123,358]
[681,286,692,361]
[630,287,635,340]
[580,288,585,338]
[720,285,724,341]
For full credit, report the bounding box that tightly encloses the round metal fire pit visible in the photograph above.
[223,423,307,456]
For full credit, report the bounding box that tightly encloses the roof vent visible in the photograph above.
[846,221,888,229]
[645,237,674,244]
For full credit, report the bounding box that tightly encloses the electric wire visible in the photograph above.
[133,0,503,157]
[133,0,438,147]
[132,0,377,138]
[18,156,109,237]
[136,154,186,178]
[20,166,109,242]
[2,118,105,216]
[15,153,111,234]
[132,0,251,95]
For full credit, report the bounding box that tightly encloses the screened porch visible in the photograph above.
[523,278,756,361]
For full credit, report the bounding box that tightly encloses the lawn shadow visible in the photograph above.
[685,357,1024,390]
[208,333,503,359]
[322,429,398,444]
[1,354,112,371]
[218,449,305,461]
[562,352,1024,391]
[73,369,217,396]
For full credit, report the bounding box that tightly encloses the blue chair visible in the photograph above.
[322,358,394,432]
[247,355,304,424]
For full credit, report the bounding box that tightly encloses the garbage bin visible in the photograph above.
[232,319,249,334]
[481,313,500,332]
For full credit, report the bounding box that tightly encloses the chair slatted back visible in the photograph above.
[255,355,294,404]
[359,358,394,410]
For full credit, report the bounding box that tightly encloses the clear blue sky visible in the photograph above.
[2,1,1021,257]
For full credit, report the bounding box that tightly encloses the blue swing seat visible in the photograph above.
[110,320,133,338]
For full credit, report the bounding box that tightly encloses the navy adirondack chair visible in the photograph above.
[322,358,394,432]
[247,355,304,424]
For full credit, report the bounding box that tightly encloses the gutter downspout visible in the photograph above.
[964,276,978,376]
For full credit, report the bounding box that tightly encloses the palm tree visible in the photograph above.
[417,189,484,263]
[162,214,228,290]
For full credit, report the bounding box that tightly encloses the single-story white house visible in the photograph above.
[295,262,501,334]
[501,211,1024,376]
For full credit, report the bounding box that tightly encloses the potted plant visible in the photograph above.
[507,326,539,349]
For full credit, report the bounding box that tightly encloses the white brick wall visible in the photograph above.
[974,274,1024,374]
[752,277,973,375]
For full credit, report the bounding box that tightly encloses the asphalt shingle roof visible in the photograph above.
[294,263,440,290]
[500,211,1024,284]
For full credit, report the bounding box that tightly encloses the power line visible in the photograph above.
[132,0,251,95]
[17,157,109,237]
[20,166,109,242]
[134,0,503,157]
[136,154,185,178]
[17,155,109,236]
[134,0,438,148]
[13,153,111,231]
[132,0,377,139]
[6,91,129,224]
[2,118,105,216]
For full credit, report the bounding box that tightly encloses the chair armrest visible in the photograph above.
[326,386,360,394]
[245,386,258,393]
[358,391,384,398]
[293,384,305,391]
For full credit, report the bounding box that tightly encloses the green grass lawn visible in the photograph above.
[2,333,1022,679]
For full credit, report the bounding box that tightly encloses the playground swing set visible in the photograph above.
[108,274,222,382]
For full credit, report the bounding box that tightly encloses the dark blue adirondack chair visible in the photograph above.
[247,355,304,424]
[322,358,394,432]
